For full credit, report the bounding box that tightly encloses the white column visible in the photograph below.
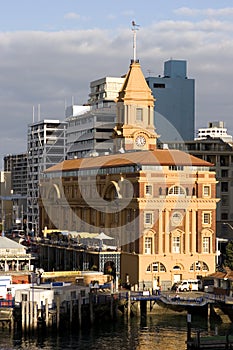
[4,259,8,271]
[165,209,170,254]
[191,210,196,254]
[185,210,190,254]
[158,210,163,253]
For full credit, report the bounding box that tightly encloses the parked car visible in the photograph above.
[177,279,201,292]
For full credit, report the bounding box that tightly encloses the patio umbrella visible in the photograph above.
[94,232,114,240]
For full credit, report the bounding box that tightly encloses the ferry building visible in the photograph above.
[39,58,219,290]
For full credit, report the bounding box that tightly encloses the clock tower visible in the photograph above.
[113,59,159,152]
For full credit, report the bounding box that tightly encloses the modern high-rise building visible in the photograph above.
[66,105,117,159]
[146,59,195,142]
[4,153,28,196]
[88,76,125,108]
[66,76,124,159]
[27,119,67,234]
[0,171,12,232]
[4,153,28,230]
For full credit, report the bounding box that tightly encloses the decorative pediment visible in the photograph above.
[201,228,214,236]
[143,229,156,237]
[170,228,184,237]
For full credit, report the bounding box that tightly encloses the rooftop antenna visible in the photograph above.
[38,104,41,121]
[131,20,140,62]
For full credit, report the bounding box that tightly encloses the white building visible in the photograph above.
[0,235,35,272]
[196,121,233,143]
[27,119,67,234]
[66,76,124,159]
[88,76,125,108]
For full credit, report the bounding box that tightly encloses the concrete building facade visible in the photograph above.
[196,121,232,143]
[66,76,124,159]
[27,119,67,234]
[0,172,12,233]
[66,106,116,159]
[88,76,125,109]
[4,153,28,230]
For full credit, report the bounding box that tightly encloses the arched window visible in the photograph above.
[146,261,166,273]
[168,186,186,196]
[189,261,209,272]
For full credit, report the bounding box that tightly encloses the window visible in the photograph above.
[172,236,180,253]
[22,294,28,301]
[220,155,229,166]
[203,237,210,253]
[221,169,228,178]
[168,186,186,196]
[160,263,166,272]
[136,108,143,122]
[153,83,165,88]
[71,291,76,299]
[221,195,229,206]
[203,212,211,225]
[203,186,210,197]
[202,262,209,271]
[145,237,152,254]
[146,262,166,273]
[221,182,228,193]
[190,261,209,272]
[144,212,153,226]
[221,213,228,220]
[169,165,184,171]
[145,184,152,196]
[152,262,158,272]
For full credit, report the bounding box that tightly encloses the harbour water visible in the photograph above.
[0,310,232,350]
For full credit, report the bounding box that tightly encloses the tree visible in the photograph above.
[224,241,233,270]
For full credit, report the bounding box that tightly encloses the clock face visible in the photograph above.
[135,135,146,147]
[171,212,183,226]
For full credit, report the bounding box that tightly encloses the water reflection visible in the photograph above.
[0,310,232,350]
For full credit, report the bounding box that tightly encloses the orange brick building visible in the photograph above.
[39,59,219,290]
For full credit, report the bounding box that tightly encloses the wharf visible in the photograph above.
[0,285,233,333]
[0,308,13,329]
[187,333,233,349]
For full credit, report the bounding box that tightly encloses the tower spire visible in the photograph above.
[131,21,140,62]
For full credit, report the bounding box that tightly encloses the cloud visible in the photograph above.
[106,14,116,21]
[0,17,233,163]
[121,10,135,17]
[174,7,233,17]
[64,12,90,21]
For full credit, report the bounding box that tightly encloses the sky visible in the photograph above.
[0,0,233,166]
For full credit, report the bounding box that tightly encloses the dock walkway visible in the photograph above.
[187,333,233,349]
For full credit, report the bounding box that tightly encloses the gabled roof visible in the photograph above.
[0,236,26,250]
[45,149,213,173]
[208,268,233,281]
[116,61,155,107]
